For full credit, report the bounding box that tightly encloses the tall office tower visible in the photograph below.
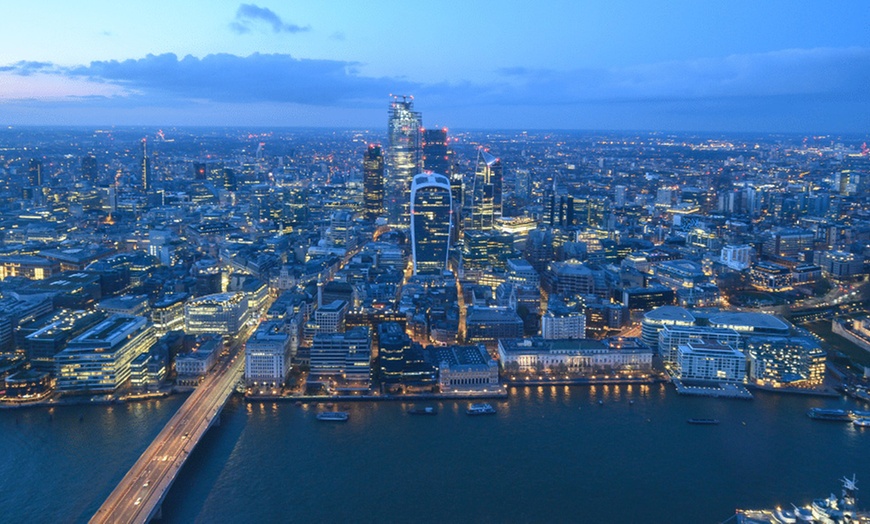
[193,162,207,180]
[28,159,43,187]
[411,173,452,275]
[363,144,385,221]
[422,128,451,175]
[81,155,98,183]
[140,138,153,192]
[464,148,503,232]
[614,185,627,208]
[386,95,422,226]
[422,128,461,239]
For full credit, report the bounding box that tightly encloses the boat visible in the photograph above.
[854,418,870,428]
[316,411,349,422]
[807,408,852,421]
[736,475,870,523]
[466,403,496,415]
[408,406,438,415]
[687,418,720,425]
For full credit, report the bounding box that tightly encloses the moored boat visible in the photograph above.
[687,418,720,425]
[466,403,496,415]
[316,411,349,422]
[854,418,870,427]
[408,406,438,415]
[807,408,852,421]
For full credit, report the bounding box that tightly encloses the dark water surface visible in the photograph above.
[2,384,869,523]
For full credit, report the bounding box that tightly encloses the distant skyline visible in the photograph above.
[1,1,869,132]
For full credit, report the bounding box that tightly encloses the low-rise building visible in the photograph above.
[675,340,746,383]
[498,337,652,376]
[747,336,825,388]
[175,337,221,385]
[245,321,292,388]
[308,327,371,391]
[429,344,499,391]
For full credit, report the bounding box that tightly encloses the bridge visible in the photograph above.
[90,336,248,524]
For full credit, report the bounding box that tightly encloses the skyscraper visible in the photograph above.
[141,138,152,192]
[411,173,452,275]
[28,159,43,187]
[422,128,451,175]
[464,148,503,232]
[81,155,98,183]
[363,144,385,221]
[386,95,422,226]
[422,127,462,240]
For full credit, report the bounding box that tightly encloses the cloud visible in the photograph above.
[230,4,310,34]
[489,47,870,106]
[0,47,868,131]
[330,31,346,41]
[0,60,57,76]
[55,53,414,106]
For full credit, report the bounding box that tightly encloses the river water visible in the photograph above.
[2,385,868,523]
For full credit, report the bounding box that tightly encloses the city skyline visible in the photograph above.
[1,1,869,132]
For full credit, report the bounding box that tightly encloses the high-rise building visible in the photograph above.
[81,155,98,183]
[422,128,451,175]
[363,144,385,221]
[141,138,153,192]
[28,159,43,187]
[411,173,452,274]
[386,95,422,226]
[464,148,503,231]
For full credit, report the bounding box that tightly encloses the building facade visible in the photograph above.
[410,173,452,274]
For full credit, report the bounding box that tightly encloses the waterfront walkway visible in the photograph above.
[90,348,245,524]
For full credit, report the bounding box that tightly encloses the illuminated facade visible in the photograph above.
[675,340,746,383]
[363,144,385,221]
[55,315,155,392]
[245,320,292,388]
[464,148,503,232]
[184,292,249,335]
[747,336,825,388]
[141,137,153,192]
[386,95,422,226]
[411,173,452,274]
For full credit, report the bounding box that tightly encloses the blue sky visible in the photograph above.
[1,1,869,132]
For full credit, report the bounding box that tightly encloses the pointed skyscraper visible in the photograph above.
[386,95,422,227]
[464,148,503,232]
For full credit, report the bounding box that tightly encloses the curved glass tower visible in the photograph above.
[411,173,452,275]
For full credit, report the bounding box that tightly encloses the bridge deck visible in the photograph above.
[91,347,245,524]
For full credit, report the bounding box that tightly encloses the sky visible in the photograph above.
[1,1,869,132]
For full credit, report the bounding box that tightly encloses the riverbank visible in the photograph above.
[246,389,510,403]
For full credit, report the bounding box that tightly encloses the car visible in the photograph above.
[134,497,142,506]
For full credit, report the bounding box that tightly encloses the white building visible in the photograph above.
[498,337,652,376]
[541,310,586,340]
[245,320,292,388]
[675,340,746,383]
[658,325,741,366]
[720,244,752,271]
[175,337,221,383]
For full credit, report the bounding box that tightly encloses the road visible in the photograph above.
[90,327,252,524]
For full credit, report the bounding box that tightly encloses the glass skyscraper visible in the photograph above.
[363,144,385,221]
[464,148,503,232]
[411,173,452,275]
[387,95,422,226]
[141,137,153,192]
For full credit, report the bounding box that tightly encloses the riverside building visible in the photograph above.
[55,315,155,392]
